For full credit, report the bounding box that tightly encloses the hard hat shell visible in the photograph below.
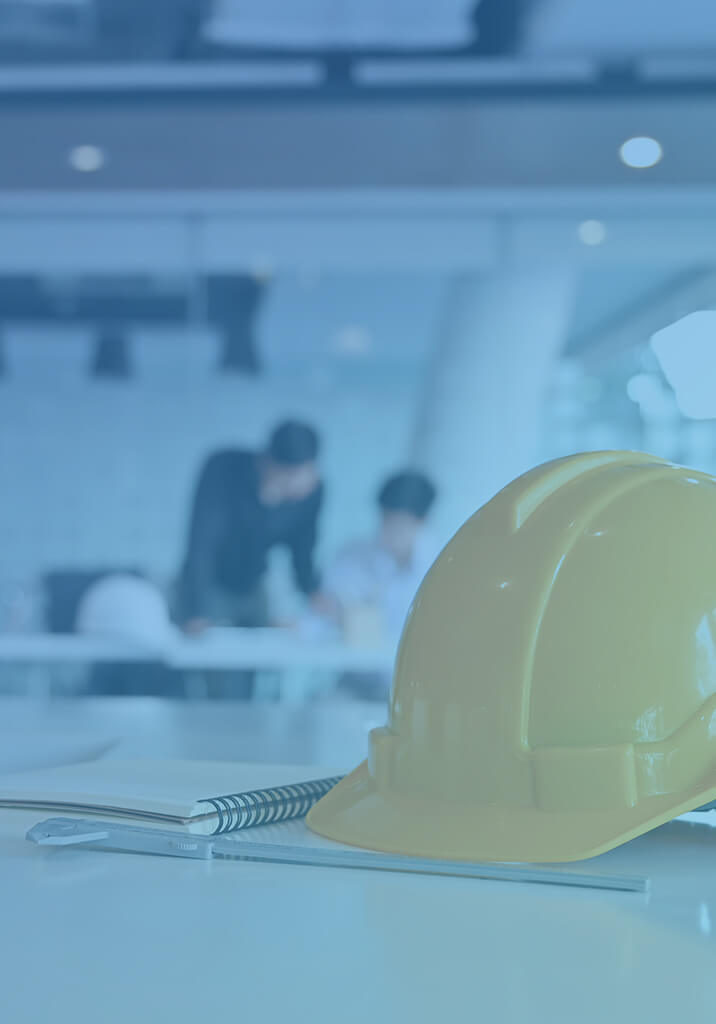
[308,451,716,862]
[76,574,177,651]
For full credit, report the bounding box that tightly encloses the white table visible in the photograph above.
[1,697,716,1024]
[0,629,395,698]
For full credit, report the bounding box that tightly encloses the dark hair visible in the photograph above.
[267,420,320,466]
[378,470,437,520]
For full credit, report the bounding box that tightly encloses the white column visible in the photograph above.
[411,267,576,540]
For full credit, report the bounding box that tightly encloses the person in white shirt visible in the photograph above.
[316,470,439,698]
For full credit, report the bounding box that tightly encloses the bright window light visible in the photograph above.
[68,144,105,173]
[577,220,607,246]
[333,325,372,356]
[619,136,663,169]
[626,373,674,420]
[626,373,659,405]
[651,312,716,419]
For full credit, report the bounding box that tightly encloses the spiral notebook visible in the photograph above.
[15,759,651,891]
[0,759,343,835]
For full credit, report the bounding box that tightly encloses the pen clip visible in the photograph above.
[27,818,216,860]
[27,819,110,846]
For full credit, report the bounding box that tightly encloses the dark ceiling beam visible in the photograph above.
[0,0,704,104]
[0,95,712,189]
[0,0,210,63]
[3,62,716,106]
[93,0,210,60]
[0,1,705,100]
[208,275,264,375]
[469,0,533,56]
[90,325,133,379]
[0,276,265,377]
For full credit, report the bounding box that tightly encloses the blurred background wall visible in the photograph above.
[1,0,716,689]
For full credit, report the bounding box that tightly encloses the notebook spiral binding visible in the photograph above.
[199,775,345,835]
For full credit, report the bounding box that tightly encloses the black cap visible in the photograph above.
[267,420,320,466]
[378,471,437,519]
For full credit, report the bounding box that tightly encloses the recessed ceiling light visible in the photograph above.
[333,325,372,356]
[577,220,607,246]
[250,255,274,282]
[68,144,105,173]
[626,373,658,404]
[626,372,674,419]
[619,136,663,169]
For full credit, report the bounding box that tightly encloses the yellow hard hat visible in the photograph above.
[308,451,716,862]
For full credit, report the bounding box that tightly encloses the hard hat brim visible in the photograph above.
[307,760,716,863]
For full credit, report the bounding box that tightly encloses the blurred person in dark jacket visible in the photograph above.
[176,420,323,634]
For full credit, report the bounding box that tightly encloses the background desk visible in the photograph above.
[1,697,716,1024]
[0,629,395,698]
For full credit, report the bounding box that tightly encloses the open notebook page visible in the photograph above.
[0,760,344,831]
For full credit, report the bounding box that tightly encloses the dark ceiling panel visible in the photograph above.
[0,96,711,189]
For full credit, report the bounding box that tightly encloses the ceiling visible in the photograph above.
[0,1,516,60]
[0,0,713,369]
[1,96,715,190]
[258,267,702,378]
[2,0,716,68]
[0,267,676,378]
[0,1,714,196]
[526,0,716,57]
[261,271,446,378]
[203,1,478,50]
[564,268,690,355]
